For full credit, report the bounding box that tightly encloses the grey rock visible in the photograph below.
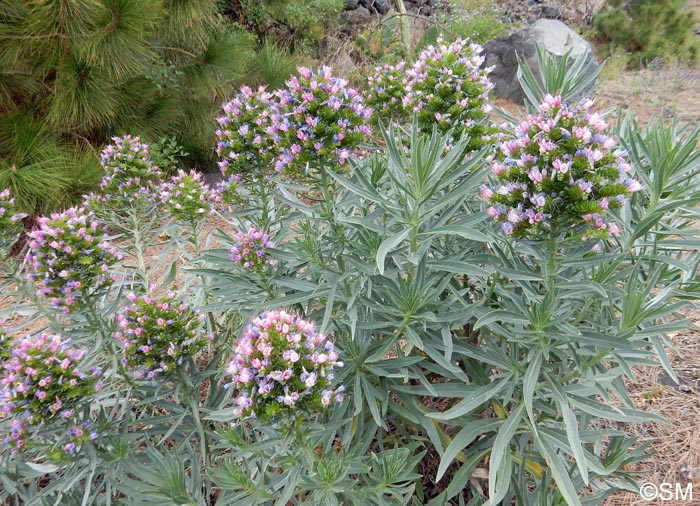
[341,5,372,34]
[483,19,599,103]
[344,0,360,9]
[541,2,564,19]
[369,0,391,14]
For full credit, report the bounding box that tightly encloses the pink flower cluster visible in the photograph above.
[216,66,372,176]
[63,421,99,455]
[0,332,102,454]
[366,61,408,121]
[483,95,642,239]
[366,37,495,151]
[157,170,220,223]
[225,310,344,422]
[25,207,122,312]
[0,188,26,258]
[229,226,277,271]
[98,135,162,200]
[115,288,209,381]
[216,86,281,177]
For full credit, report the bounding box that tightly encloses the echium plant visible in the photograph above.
[225,310,344,422]
[96,135,162,202]
[275,66,372,173]
[25,207,122,312]
[0,189,26,260]
[366,61,408,122]
[215,86,280,177]
[229,226,277,271]
[157,169,220,224]
[0,332,102,455]
[404,37,494,148]
[366,37,495,150]
[216,66,372,177]
[115,287,209,381]
[483,94,642,239]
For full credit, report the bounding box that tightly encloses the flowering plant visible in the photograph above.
[229,226,277,271]
[115,288,209,380]
[366,61,408,122]
[274,66,372,173]
[216,86,280,177]
[216,67,372,177]
[157,170,219,223]
[25,207,121,312]
[98,135,162,200]
[405,37,494,149]
[225,310,344,422]
[0,188,26,259]
[0,332,101,453]
[483,95,642,239]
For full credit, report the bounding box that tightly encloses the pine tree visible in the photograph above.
[0,0,256,213]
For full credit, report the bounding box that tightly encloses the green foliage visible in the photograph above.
[440,0,507,45]
[149,136,189,176]
[0,113,74,214]
[228,0,344,52]
[516,44,602,112]
[0,0,257,210]
[248,37,301,89]
[594,0,698,67]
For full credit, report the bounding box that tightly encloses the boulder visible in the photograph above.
[483,19,599,104]
[359,0,390,14]
[341,6,373,35]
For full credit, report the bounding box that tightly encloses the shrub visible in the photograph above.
[440,0,508,44]
[594,0,698,66]
[225,0,344,52]
[3,52,700,506]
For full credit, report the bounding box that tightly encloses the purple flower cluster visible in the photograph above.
[214,175,242,207]
[97,135,162,202]
[229,226,277,271]
[365,37,495,151]
[25,207,122,312]
[157,170,220,223]
[216,86,280,177]
[225,310,344,422]
[216,66,372,176]
[62,421,99,455]
[0,188,26,258]
[483,95,642,239]
[0,332,102,453]
[115,288,209,380]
